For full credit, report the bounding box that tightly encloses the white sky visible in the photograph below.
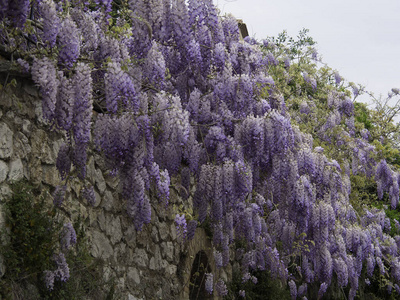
[216,0,400,105]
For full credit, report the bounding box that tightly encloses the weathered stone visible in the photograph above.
[136,229,150,247]
[0,184,11,199]
[30,129,53,164]
[23,81,39,97]
[151,226,159,243]
[5,111,14,119]
[124,225,136,248]
[170,223,177,241]
[0,254,5,278]
[91,230,113,259]
[105,172,119,190]
[94,189,101,208]
[159,222,169,241]
[52,139,64,164]
[42,165,60,186]
[13,132,31,158]
[95,168,106,195]
[133,248,148,268]
[34,101,45,124]
[101,190,115,211]
[127,294,143,300]
[161,241,174,262]
[127,267,141,285]
[108,216,122,245]
[86,156,96,182]
[97,211,106,232]
[22,119,31,136]
[0,123,13,159]
[113,243,127,265]
[27,157,42,185]
[0,160,8,183]
[165,264,177,276]
[8,158,23,182]
[149,245,162,271]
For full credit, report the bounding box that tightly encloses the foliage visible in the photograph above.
[1,1,400,299]
[0,182,109,299]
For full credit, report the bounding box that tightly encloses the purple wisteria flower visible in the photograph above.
[58,16,81,69]
[53,185,66,207]
[39,0,60,48]
[205,272,213,294]
[61,222,77,251]
[175,214,187,241]
[82,186,96,206]
[215,278,228,296]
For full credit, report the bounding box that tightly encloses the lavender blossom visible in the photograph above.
[72,62,93,145]
[55,72,73,131]
[61,222,77,251]
[58,16,81,69]
[40,0,60,48]
[104,60,138,113]
[175,214,187,241]
[215,278,228,296]
[31,57,59,122]
[318,282,328,299]
[186,220,197,241]
[56,143,71,179]
[8,0,29,28]
[44,270,56,290]
[53,185,67,206]
[289,280,297,300]
[82,186,96,206]
[334,71,342,85]
[54,252,70,282]
[205,273,213,294]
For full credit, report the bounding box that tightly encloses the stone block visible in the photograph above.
[127,267,141,285]
[101,190,116,211]
[95,168,106,195]
[161,241,174,262]
[0,123,13,159]
[42,165,60,186]
[108,216,122,245]
[8,158,23,182]
[0,160,9,183]
[133,248,148,268]
[91,230,113,259]
[13,132,31,158]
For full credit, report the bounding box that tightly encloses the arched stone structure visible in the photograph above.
[178,227,232,299]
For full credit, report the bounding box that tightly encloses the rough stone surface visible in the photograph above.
[107,215,122,245]
[0,80,231,299]
[42,165,60,186]
[95,168,106,195]
[91,230,113,259]
[13,132,31,158]
[133,248,148,268]
[0,160,9,183]
[0,123,13,159]
[127,267,141,285]
[0,184,11,198]
[8,158,24,182]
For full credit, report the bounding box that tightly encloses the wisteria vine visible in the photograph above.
[2,0,400,298]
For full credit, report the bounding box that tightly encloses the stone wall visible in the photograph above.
[0,73,231,299]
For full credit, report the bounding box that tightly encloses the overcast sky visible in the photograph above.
[215,0,400,105]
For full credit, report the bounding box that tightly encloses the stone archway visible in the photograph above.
[189,250,212,300]
[178,227,215,299]
[178,227,232,299]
